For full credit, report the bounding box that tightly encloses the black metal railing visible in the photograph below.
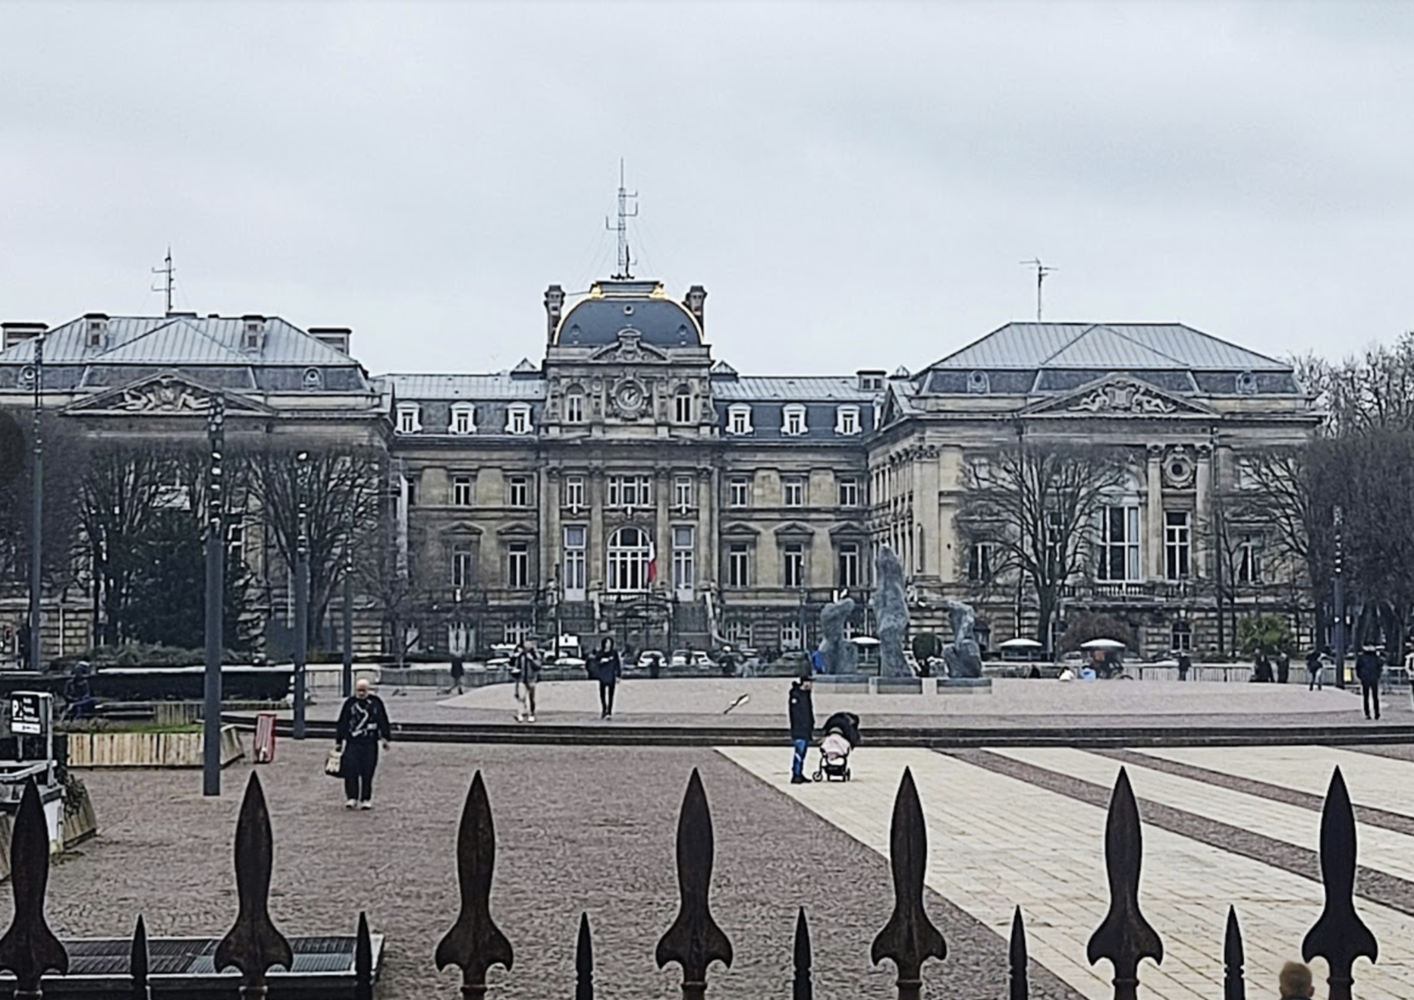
[0,758,1376,999]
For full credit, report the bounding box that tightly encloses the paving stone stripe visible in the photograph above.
[719,746,1414,1000]
[1095,747,1414,838]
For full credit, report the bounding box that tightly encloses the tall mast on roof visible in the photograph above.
[151,247,177,314]
[605,160,638,279]
[1020,258,1057,321]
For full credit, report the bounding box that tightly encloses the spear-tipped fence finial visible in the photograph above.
[870,767,947,1000]
[655,768,733,999]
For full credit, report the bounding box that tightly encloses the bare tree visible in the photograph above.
[956,439,1129,648]
[243,446,384,637]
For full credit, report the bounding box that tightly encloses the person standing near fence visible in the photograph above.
[1176,652,1191,682]
[788,676,815,785]
[1307,648,1325,691]
[592,636,623,719]
[449,653,465,694]
[1356,645,1383,721]
[335,678,392,810]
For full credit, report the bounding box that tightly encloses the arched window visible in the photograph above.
[607,525,652,593]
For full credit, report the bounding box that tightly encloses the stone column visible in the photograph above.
[699,466,716,590]
[1146,445,1164,582]
[655,469,672,594]
[1194,443,1213,580]
[588,468,605,591]
[543,469,561,589]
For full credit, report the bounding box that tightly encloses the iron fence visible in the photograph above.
[0,757,1375,999]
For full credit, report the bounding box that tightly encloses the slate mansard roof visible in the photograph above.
[0,313,373,394]
[915,322,1303,397]
[555,280,703,348]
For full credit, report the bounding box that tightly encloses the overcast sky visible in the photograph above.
[2,1,1411,377]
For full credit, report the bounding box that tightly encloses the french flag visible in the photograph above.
[647,539,658,585]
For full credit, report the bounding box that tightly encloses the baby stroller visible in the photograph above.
[812,711,861,782]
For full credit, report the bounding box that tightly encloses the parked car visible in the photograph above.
[669,649,714,668]
[636,650,667,669]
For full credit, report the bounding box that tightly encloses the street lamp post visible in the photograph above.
[1333,504,1346,690]
[293,451,310,739]
[28,334,43,672]
[203,395,225,796]
[341,526,353,700]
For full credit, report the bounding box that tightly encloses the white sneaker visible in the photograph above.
[527,714,536,723]
[359,801,373,810]
[514,712,524,722]
[345,799,356,809]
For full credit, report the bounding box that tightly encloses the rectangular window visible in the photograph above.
[507,404,531,435]
[563,525,586,597]
[780,621,803,650]
[837,476,859,508]
[504,621,531,645]
[729,477,750,507]
[838,542,860,589]
[1164,510,1191,580]
[968,541,995,583]
[453,475,474,507]
[404,478,418,508]
[227,522,245,565]
[607,475,652,508]
[1236,533,1263,584]
[836,406,860,435]
[672,525,695,593]
[564,475,585,510]
[1098,505,1141,582]
[783,543,806,588]
[450,405,475,435]
[728,543,750,588]
[783,477,805,507]
[783,405,807,436]
[728,405,752,435]
[565,393,585,423]
[506,542,530,589]
[674,391,693,424]
[674,475,694,510]
[397,406,419,434]
[451,544,475,589]
[507,476,530,507]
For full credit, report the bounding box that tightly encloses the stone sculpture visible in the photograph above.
[875,546,911,677]
[941,599,983,679]
[818,597,858,676]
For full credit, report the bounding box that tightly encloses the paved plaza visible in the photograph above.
[300,675,1409,731]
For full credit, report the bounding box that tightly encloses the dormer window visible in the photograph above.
[836,405,861,435]
[396,403,421,434]
[242,318,266,351]
[783,404,807,437]
[449,402,476,435]
[85,315,108,349]
[565,390,585,424]
[507,403,532,435]
[727,404,753,435]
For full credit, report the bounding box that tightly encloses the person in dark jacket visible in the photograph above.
[512,638,543,722]
[1306,648,1324,691]
[449,653,465,694]
[1355,646,1383,720]
[593,637,623,719]
[1276,651,1291,684]
[1176,652,1191,682]
[788,677,815,785]
[335,678,392,809]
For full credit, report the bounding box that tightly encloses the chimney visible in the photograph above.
[684,285,707,330]
[2,322,47,352]
[309,326,352,355]
[544,284,565,342]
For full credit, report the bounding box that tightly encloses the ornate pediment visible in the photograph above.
[1025,376,1212,418]
[64,370,273,417]
[588,330,670,364]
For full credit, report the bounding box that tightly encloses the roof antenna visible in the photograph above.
[605,159,638,279]
[151,246,176,315]
[1020,258,1056,321]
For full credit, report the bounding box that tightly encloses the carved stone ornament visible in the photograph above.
[1162,446,1196,488]
[1070,381,1176,416]
[120,375,208,413]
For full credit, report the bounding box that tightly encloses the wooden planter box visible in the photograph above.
[67,725,245,769]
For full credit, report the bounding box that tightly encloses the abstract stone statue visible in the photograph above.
[941,599,983,679]
[818,597,858,676]
[875,545,911,677]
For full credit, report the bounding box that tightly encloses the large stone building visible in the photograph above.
[0,280,1320,664]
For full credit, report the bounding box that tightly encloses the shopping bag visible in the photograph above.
[324,746,344,777]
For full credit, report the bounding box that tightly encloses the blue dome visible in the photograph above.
[556,283,702,348]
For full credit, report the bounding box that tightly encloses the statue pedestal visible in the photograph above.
[873,676,924,695]
[937,677,993,695]
[812,674,871,694]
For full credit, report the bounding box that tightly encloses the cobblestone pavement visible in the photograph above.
[284,676,1407,731]
[6,743,1083,1000]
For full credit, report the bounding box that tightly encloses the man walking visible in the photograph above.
[513,637,543,723]
[1307,648,1324,691]
[788,676,815,785]
[335,679,392,810]
[1356,645,1383,721]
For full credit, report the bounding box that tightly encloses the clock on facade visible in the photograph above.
[615,380,646,415]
